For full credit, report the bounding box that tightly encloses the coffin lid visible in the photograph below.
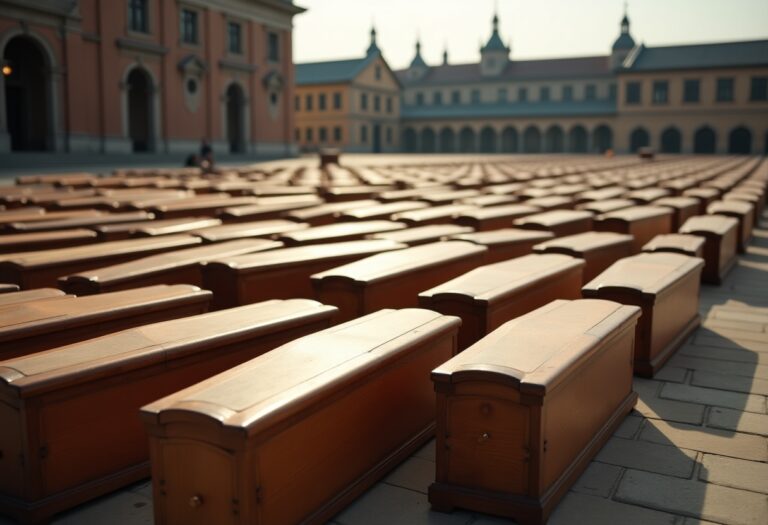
[514,209,593,227]
[598,205,673,222]
[140,308,460,434]
[643,234,705,253]
[419,253,583,304]
[431,299,640,396]
[190,220,307,243]
[60,239,280,287]
[133,217,223,236]
[627,188,670,201]
[286,200,379,220]
[372,224,474,244]
[580,199,635,214]
[707,200,754,215]
[311,241,487,284]
[0,235,202,269]
[378,187,453,201]
[525,196,573,208]
[683,187,720,198]
[456,204,540,221]
[0,210,103,226]
[341,201,428,219]
[0,228,97,247]
[679,215,739,236]
[0,284,210,343]
[0,299,337,397]
[653,197,700,210]
[451,228,554,246]
[460,194,518,207]
[582,252,704,296]
[93,217,219,235]
[421,189,481,202]
[576,187,626,201]
[219,199,322,218]
[152,196,259,212]
[533,231,633,255]
[206,239,406,272]
[0,288,67,307]
[392,204,477,222]
[280,220,406,243]
[6,211,154,232]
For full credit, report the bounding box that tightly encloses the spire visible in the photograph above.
[409,38,427,69]
[443,46,448,66]
[612,3,635,51]
[481,10,509,53]
[621,1,630,33]
[366,25,380,55]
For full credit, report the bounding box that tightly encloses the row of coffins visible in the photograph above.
[0,154,765,524]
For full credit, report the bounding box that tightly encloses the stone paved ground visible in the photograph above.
[2,212,766,525]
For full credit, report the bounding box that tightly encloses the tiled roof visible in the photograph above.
[295,54,375,85]
[395,56,613,86]
[400,100,616,120]
[626,40,768,71]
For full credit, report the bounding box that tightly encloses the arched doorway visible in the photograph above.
[568,126,588,153]
[501,127,518,152]
[479,127,497,153]
[439,127,455,152]
[226,83,246,153]
[728,127,751,154]
[459,127,476,153]
[523,126,541,153]
[544,125,564,153]
[420,127,436,152]
[629,127,650,153]
[693,126,716,153]
[660,127,682,153]
[3,36,50,151]
[127,68,153,152]
[402,127,417,152]
[593,125,613,153]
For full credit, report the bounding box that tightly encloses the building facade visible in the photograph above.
[396,12,768,155]
[0,0,303,156]
[294,29,401,153]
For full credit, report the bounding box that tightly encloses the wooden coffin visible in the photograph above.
[311,241,487,323]
[679,215,738,284]
[370,224,474,246]
[723,191,763,224]
[533,232,633,283]
[682,187,720,214]
[391,204,477,227]
[338,201,429,221]
[0,229,98,254]
[419,189,481,205]
[653,197,700,231]
[202,239,406,310]
[513,210,594,238]
[0,210,102,227]
[277,220,406,246]
[450,229,555,264]
[524,196,574,211]
[2,211,154,234]
[0,235,202,289]
[578,199,635,215]
[189,220,308,243]
[454,205,541,231]
[0,283,19,294]
[460,194,519,207]
[0,288,66,307]
[582,252,703,377]
[642,234,705,259]
[218,197,323,222]
[575,187,626,204]
[0,299,338,524]
[92,217,221,241]
[707,200,755,253]
[594,206,673,253]
[284,200,379,226]
[626,187,670,204]
[141,308,460,525]
[150,197,258,219]
[0,285,211,360]
[429,299,640,525]
[59,239,281,295]
[419,254,584,350]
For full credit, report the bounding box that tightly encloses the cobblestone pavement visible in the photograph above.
[2,213,766,525]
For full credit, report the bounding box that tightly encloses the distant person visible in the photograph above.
[184,153,200,167]
[199,138,214,173]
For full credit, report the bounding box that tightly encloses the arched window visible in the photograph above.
[629,127,650,153]
[593,125,613,153]
[693,126,716,154]
[544,125,564,153]
[728,127,752,154]
[501,127,518,153]
[439,127,456,153]
[523,126,541,153]
[479,127,497,153]
[660,127,682,153]
[459,127,476,153]
[420,127,436,152]
[568,126,588,153]
[402,127,417,152]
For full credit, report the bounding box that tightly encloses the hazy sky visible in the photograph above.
[292,0,768,69]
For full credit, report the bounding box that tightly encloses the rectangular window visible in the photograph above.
[750,77,768,101]
[361,125,368,143]
[361,93,368,110]
[386,127,393,144]
[471,89,480,103]
[609,84,617,100]
[498,88,508,103]
[129,0,149,33]
[295,128,300,141]
[374,95,381,112]
[626,81,641,104]
[318,94,326,111]
[585,84,596,100]
[652,80,668,104]
[306,128,313,142]
[294,95,300,111]
[716,77,734,102]
[333,92,342,110]
[415,92,424,106]
[540,86,550,102]
[517,87,528,102]
[319,127,327,142]
[433,91,443,105]
[267,31,279,61]
[181,9,199,45]
[683,79,700,103]
[386,97,393,113]
[333,126,342,142]
[562,85,573,101]
[305,94,313,111]
[451,90,461,104]
[227,22,242,54]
